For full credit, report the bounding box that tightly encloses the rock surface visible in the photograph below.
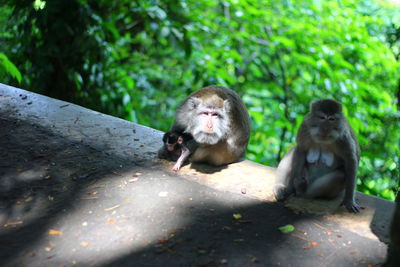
[0,83,394,266]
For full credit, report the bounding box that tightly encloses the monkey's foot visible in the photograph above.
[341,199,361,213]
[273,184,291,202]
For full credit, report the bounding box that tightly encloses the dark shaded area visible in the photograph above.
[189,163,228,174]
[383,197,400,267]
[0,115,144,264]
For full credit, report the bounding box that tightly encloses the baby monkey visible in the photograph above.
[159,131,196,171]
[274,99,361,213]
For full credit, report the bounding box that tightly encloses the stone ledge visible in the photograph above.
[0,83,394,266]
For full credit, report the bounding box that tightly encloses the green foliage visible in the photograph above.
[0,53,21,83]
[0,0,399,200]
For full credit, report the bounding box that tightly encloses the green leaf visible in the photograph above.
[278,224,295,233]
[0,53,22,83]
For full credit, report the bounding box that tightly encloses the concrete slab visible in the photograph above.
[0,83,394,266]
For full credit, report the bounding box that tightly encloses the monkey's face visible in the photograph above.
[163,132,182,151]
[309,112,343,144]
[188,101,229,145]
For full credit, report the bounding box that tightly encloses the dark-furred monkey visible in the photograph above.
[158,131,195,171]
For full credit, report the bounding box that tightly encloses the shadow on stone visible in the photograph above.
[189,162,228,174]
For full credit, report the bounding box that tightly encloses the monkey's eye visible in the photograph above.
[318,115,326,120]
[211,113,220,118]
[202,111,210,116]
[328,117,336,121]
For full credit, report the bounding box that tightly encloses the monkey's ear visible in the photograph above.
[187,97,201,110]
[162,132,169,143]
[177,136,183,144]
[223,99,231,111]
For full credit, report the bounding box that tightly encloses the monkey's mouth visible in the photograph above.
[194,132,220,145]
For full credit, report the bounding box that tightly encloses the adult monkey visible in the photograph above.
[274,99,361,213]
[169,85,250,166]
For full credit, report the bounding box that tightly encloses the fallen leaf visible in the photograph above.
[311,241,318,246]
[80,197,98,200]
[3,221,23,227]
[290,233,309,242]
[297,228,307,234]
[327,231,333,236]
[104,205,120,211]
[157,238,168,243]
[197,249,208,255]
[92,185,106,189]
[80,241,89,247]
[49,229,62,235]
[15,201,23,205]
[279,224,295,233]
[317,253,325,257]
[108,218,116,225]
[233,214,242,220]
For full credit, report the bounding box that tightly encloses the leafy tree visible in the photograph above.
[0,0,398,200]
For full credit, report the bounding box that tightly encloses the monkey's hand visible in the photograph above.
[341,199,360,213]
[273,184,294,202]
[172,163,181,172]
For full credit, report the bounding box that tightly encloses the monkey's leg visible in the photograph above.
[304,170,345,199]
[274,147,306,201]
[158,147,169,159]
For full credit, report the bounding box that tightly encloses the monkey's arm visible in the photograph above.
[172,145,191,172]
[341,153,360,212]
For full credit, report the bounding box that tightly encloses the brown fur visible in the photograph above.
[171,85,250,166]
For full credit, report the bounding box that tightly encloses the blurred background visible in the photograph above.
[0,0,399,200]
